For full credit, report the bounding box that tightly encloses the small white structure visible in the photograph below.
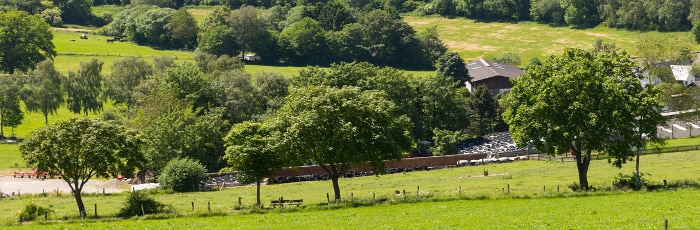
[244,54,261,61]
[670,65,694,86]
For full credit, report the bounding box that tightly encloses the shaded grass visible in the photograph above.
[404,16,700,66]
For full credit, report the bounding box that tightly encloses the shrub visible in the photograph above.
[158,158,209,192]
[19,202,53,222]
[118,191,169,217]
[613,172,648,190]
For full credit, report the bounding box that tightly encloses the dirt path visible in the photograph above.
[0,176,126,196]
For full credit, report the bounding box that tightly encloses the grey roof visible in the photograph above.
[466,59,523,82]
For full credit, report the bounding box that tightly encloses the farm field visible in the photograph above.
[403,16,700,66]
[0,150,699,228]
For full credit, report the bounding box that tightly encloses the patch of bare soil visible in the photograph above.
[0,176,126,196]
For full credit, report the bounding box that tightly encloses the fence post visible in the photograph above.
[459,186,462,195]
[191,202,195,211]
[141,204,145,216]
[556,186,559,193]
[94,204,98,218]
[416,186,420,195]
[238,197,242,207]
[326,193,330,203]
[664,180,667,187]
[103,188,105,196]
[543,185,546,193]
[665,219,668,230]
[507,184,510,195]
[208,202,211,212]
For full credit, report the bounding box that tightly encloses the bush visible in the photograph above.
[118,191,169,217]
[613,172,648,190]
[19,202,53,222]
[158,158,209,192]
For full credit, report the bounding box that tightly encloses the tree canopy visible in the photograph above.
[0,10,56,74]
[19,117,144,218]
[20,60,64,125]
[274,86,413,200]
[502,48,666,190]
[224,121,285,206]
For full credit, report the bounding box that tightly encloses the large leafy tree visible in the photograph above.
[0,10,56,74]
[65,58,104,116]
[19,117,143,218]
[435,51,470,84]
[278,17,328,65]
[21,60,64,125]
[167,8,198,49]
[293,62,419,138]
[198,25,239,56]
[0,74,22,138]
[224,121,285,206]
[275,86,413,200]
[413,76,471,141]
[469,84,497,135]
[502,48,666,190]
[105,56,154,114]
[230,5,267,53]
[211,70,262,124]
[52,0,92,24]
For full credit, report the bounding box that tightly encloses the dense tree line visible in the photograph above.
[99,4,446,69]
[423,0,699,32]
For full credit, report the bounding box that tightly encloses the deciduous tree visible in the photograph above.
[224,121,285,206]
[105,56,154,114]
[275,86,412,200]
[435,52,470,84]
[469,85,497,135]
[0,10,56,74]
[0,74,22,138]
[19,117,143,218]
[21,60,64,125]
[503,48,666,190]
[65,58,104,116]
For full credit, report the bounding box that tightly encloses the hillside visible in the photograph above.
[404,16,700,65]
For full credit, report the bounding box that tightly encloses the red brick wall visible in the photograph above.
[271,153,487,177]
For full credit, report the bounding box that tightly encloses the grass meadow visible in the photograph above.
[0,150,699,228]
[403,16,700,66]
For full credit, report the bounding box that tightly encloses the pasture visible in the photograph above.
[0,150,699,228]
[403,16,700,66]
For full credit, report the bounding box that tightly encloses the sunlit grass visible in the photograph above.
[0,150,698,228]
[404,16,700,66]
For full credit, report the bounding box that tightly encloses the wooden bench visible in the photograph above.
[270,198,303,208]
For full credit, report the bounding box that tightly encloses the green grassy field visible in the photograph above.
[1,150,699,228]
[6,190,698,229]
[404,16,700,66]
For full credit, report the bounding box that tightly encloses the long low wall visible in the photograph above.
[271,153,488,177]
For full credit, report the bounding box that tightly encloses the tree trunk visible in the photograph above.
[331,174,341,202]
[0,110,4,139]
[73,188,86,218]
[574,149,591,190]
[635,141,643,187]
[255,180,261,207]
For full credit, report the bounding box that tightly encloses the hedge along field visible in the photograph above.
[404,16,700,66]
[0,150,699,227]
